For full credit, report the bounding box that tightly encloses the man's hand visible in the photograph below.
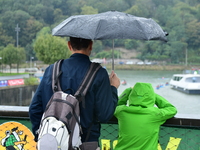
[109,70,120,89]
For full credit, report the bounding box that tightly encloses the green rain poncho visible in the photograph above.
[114,82,177,150]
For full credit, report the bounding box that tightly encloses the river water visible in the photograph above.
[110,69,200,118]
[1,69,199,118]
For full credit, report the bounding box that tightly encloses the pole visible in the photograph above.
[30,57,34,68]
[112,39,115,70]
[185,47,188,66]
[0,57,2,72]
[30,56,31,68]
[15,24,20,48]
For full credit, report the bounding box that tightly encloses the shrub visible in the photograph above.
[24,77,39,85]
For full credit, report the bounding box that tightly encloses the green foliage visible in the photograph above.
[36,27,52,37]
[169,41,187,63]
[81,5,98,15]
[187,48,200,63]
[24,77,39,85]
[1,44,26,71]
[186,20,200,49]
[92,40,103,55]
[95,50,120,59]
[124,40,139,50]
[0,23,15,47]
[34,34,71,64]
[0,0,200,64]
[23,17,43,45]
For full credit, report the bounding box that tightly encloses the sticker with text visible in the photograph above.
[0,122,36,150]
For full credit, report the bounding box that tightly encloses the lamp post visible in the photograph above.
[185,47,188,67]
[0,57,2,72]
[15,24,20,48]
[30,56,34,68]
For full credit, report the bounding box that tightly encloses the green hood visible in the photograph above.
[128,82,155,108]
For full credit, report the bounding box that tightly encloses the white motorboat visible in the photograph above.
[169,74,200,94]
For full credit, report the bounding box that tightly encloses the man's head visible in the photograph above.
[69,37,92,50]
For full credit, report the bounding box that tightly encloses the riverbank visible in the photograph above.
[103,64,199,71]
[0,64,199,74]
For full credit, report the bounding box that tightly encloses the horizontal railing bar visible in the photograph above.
[1,105,200,127]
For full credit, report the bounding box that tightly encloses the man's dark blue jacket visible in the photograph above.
[29,53,118,142]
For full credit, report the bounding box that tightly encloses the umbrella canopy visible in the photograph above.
[52,11,168,70]
[52,11,167,42]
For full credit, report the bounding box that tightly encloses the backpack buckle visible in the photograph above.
[76,93,85,108]
[54,85,58,92]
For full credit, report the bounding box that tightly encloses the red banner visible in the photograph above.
[8,79,24,86]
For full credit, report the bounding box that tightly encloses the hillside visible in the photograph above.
[117,47,140,59]
[0,0,199,65]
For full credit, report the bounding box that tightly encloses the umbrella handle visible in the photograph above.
[112,39,115,70]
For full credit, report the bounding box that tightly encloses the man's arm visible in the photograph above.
[29,83,43,141]
[29,65,53,141]
[94,69,120,122]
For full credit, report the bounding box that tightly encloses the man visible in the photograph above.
[114,82,177,150]
[29,37,120,143]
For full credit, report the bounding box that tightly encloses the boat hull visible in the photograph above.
[169,74,200,94]
[171,86,200,94]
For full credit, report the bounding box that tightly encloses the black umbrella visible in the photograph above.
[52,11,168,69]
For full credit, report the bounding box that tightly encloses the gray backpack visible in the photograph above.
[37,59,101,150]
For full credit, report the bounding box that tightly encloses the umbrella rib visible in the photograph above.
[94,19,103,40]
[135,19,149,40]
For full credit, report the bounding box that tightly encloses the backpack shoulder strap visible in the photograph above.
[74,63,101,142]
[75,62,101,99]
[52,59,64,92]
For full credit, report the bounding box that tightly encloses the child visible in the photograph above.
[114,82,177,150]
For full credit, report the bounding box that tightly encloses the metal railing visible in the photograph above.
[0,106,200,150]
[101,116,200,150]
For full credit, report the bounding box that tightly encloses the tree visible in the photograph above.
[196,4,200,19]
[106,0,129,12]
[80,5,98,15]
[53,8,65,23]
[124,0,135,7]
[1,44,25,73]
[14,46,26,73]
[40,6,54,24]
[92,40,103,56]
[186,20,200,49]
[95,50,120,59]
[30,27,52,61]
[126,0,155,18]
[28,4,45,20]
[1,10,31,47]
[124,39,139,50]
[25,43,35,61]
[65,0,82,15]
[1,11,16,37]
[137,40,171,62]
[170,41,187,63]
[36,26,52,37]
[125,5,142,17]
[0,0,200,66]
[23,17,43,47]
[92,2,109,13]
[1,44,15,73]
[0,23,15,47]
[154,5,170,26]
[34,34,71,64]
